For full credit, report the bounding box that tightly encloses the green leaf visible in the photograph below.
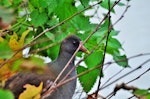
[47,0,58,15]
[30,10,48,27]
[29,0,39,8]
[80,0,90,7]
[12,0,22,5]
[134,89,149,95]
[0,0,11,6]
[11,59,23,71]
[45,31,55,42]
[85,51,103,68]
[0,89,14,99]
[133,89,150,99]
[0,41,13,59]
[100,0,115,13]
[110,30,120,36]
[55,32,69,42]
[54,1,77,21]
[106,45,119,55]
[77,66,100,93]
[47,17,59,26]
[38,0,49,8]
[47,44,59,60]
[77,51,103,92]
[108,37,122,49]
[118,2,125,6]
[45,32,54,39]
[71,15,95,32]
[113,54,129,67]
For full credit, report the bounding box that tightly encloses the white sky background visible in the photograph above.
[102,0,150,98]
[74,0,150,99]
[100,0,150,98]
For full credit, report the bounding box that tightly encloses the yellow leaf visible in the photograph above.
[8,30,29,60]
[9,30,29,51]
[9,36,22,60]
[19,30,30,46]
[19,82,43,99]
[9,32,20,51]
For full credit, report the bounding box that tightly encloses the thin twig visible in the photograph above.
[126,68,150,84]
[113,1,130,26]
[101,58,150,91]
[101,68,125,88]
[29,41,61,54]
[96,0,111,97]
[105,59,150,99]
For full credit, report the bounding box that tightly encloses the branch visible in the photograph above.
[106,83,150,99]
[96,0,111,97]
[29,41,61,54]
[126,67,150,84]
[112,83,137,97]
[101,58,150,91]
[101,68,125,88]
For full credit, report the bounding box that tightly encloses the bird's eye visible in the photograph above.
[73,41,76,44]
[72,40,78,46]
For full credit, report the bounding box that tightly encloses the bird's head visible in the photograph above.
[60,35,89,55]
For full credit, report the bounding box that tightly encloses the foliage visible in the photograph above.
[0,89,14,99]
[0,0,138,98]
[133,89,150,99]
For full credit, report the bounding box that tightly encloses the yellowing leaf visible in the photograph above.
[0,59,16,82]
[19,82,43,99]
[8,30,29,60]
[19,30,30,46]
[9,32,20,51]
[9,30,30,51]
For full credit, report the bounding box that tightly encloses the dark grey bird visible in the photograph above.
[4,35,89,99]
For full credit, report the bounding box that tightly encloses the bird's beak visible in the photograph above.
[79,41,90,54]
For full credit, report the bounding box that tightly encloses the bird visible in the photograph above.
[4,35,89,99]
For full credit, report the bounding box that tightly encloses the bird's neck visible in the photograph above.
[48,51,76,79]
[57,51,75,65]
